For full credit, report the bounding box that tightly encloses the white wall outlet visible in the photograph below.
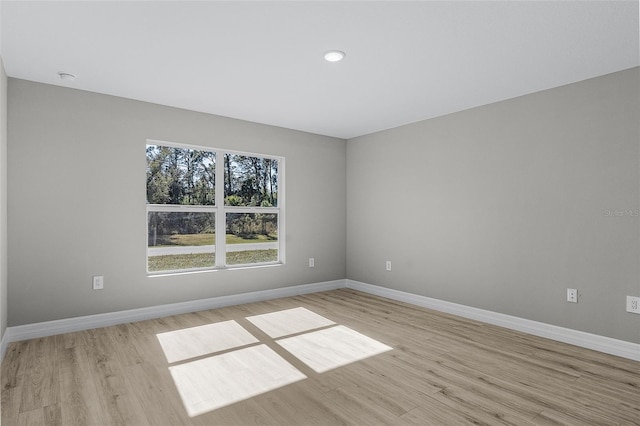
[92,275,104,290]
[385,261,392,272]
[308,257,315,268]
[567,288,578,303]
[626,296,640,314]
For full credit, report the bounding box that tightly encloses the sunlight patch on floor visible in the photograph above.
[277,325,393,373]
[246,307,335,338]
[169,344,307,417]
[156,320,259,363]
[161,308,392,417]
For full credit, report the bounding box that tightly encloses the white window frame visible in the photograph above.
[146,139,285,274]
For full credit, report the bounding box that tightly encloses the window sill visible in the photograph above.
[147,262,284,278]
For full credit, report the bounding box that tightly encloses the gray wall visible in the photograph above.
[347,67,640,343]
[0,58,7,340]
[6,68,640,345]
[8,79,346,326]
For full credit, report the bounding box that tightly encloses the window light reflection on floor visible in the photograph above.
[156,320,259,363]
[246,306,335,338]
[158,307,392,417]
[276,325,393,373]
[169,345,307,417]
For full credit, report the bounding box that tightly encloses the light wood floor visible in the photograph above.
[2,289,639,425]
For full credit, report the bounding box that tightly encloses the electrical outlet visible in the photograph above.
[92,275,104,290]
[308,258,315,268]
[385,261,392,272]
[626,296,640,314]
[567,288,578,303]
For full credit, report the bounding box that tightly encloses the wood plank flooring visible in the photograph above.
[2,289,639,425]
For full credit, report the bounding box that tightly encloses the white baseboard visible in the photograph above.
[346,279,640,362]
[3,279,638,363]
[1,280,344,356]
[0,330,8,362]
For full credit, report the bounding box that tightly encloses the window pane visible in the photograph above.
[148,211,215,272]
[146,144,216,205]
[224,154,278,207]
[226,213,278,265]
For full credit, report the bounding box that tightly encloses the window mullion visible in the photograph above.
[147,204,215,213]
[214,150,226,267]
[224,207,279,214]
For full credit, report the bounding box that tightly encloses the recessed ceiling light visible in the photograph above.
[57,72,76,81]
[324,50,346,62]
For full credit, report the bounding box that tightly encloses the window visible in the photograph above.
[146,142,283,273]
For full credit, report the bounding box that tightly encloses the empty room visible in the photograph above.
[0,1,639,425]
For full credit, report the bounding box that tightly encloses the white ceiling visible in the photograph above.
[1,1,638,139]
